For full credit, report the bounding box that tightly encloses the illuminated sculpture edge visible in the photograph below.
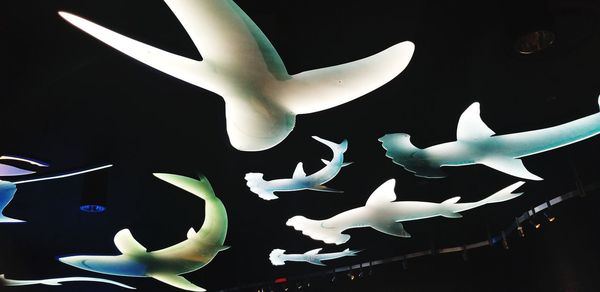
[0,274,135,289]
[287,180,525,245]
[380,96,600,180]
[245,136,351,200]
[59,173,229,292]
[58,0,414,151]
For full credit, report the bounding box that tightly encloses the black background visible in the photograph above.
[1,0,600,291]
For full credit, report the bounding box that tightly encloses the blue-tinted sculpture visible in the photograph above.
[0,165,113,223]
[380,97,600,180]
[59,174,228,292]
[269,248,360,266]
[0,274,135,289]
[245,136,351,200]
[58,0,414,151]
[287,180,524,245]
[0,155,47,177]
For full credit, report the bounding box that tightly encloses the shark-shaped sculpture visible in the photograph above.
[59,173,228,292]
[0,164,113,223]
[0,274,135,289]
[380,96,600,180]
[0,155,48,177]
[269,248,360,266]
[287,180,525,245]
[245,136,351,200]
[58,0,414,151]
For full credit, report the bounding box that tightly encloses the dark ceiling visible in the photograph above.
[1,0,600,291]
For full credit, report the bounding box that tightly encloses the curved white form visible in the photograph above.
[380,96,600,180]
[269,248,360,266]
[0,155,48,177]
[0,164,113,223]
[59,174,229,292]
[287,180,525,245]
[58,0,414,151]
[0,274,135,289]
[245,136,351,200]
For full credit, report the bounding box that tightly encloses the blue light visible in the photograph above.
[80,204,106,213]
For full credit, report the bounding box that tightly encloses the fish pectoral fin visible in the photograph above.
[308,185,343,193]
[149,274,206,292]
[440,211,463,218]
[480,157,543,181]
[114,229,147,255]
[372,222,411,238]
[308,259,326,266]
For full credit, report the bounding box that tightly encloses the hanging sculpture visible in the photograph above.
[59,174,228,292]
[59,0,414,151]
[0,274,135,289]
[0,164,113,223]
[245,136,351,200]
[287,180,524,245]
[380,96,600,180]
[269,248,360,266]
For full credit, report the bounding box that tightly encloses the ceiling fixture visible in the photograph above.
[515,30,556,55]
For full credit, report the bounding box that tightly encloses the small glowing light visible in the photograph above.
[517,225,525,237]
[80,204,107,213]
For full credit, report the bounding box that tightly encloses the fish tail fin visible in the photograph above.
[312,136,349,153]
[286,216,349,245]
[153,173,217,201]
[244,173,278,200]
[479,181,526,205]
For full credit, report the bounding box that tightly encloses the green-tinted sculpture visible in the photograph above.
[59,174,229,292]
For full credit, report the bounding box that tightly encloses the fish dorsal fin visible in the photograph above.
[187,227,197,239]
[114,229,147,255]
[304,248,322,255]
[292,162,306,179]
[366,179,397,206]
[456,102,495,141]
[321,159,330,165]
[442,196,461,205]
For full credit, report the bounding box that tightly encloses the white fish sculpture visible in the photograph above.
[59,174,229,292]
[380,96,600,180]
[0,274,135,289]
[0,164,113,223]
[245,136,351,200]
[269,248,360,266]
[287,180,525,245]
[59,0,414,151]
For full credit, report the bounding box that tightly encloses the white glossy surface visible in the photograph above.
[59,0,414,151]
[245,136,350,200]
[287,180,525,245]
[381,97,600,180]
